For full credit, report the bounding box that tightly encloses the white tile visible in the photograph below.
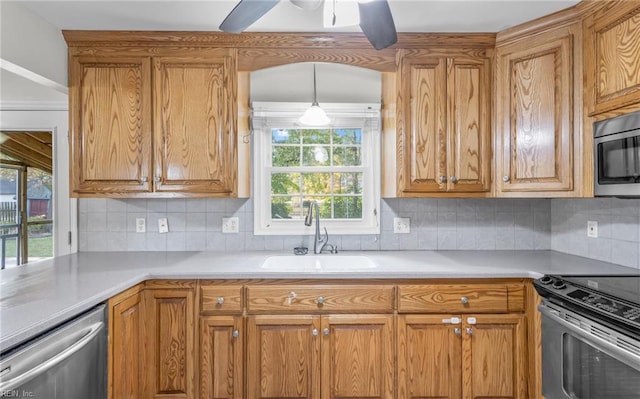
[610,240,639,269]
[360,235,381,250]
[147,199,167,213]
[417,199,438,213]
[206,232,226,251]
[399,232,419,250]
[166,199,187,213]
[437,199,457,213]
[107,212,127,232]
[264,236,284,251]
[379,231,401,250]
[244,232,265,251]
[106,199,128,212]
[86,232,107,251]
[399,198,418,213]
[106,232,127,251]
[146,233,167,251]
[438,212,456,228]
[418,230,438,249]
[126,233,146,251]
[340,235,362,251]
[186,213,207,232]
[206,212,224,231]
[587,238,612,263]
[126,199,147,213]
[185,232,206,251]
[167,232,187,251]
[437,229,457,250]
[225,234,245,251]
[86,198,107,213]
[185,198,207,213]
[167,213,187,232]
[610,215,640,242]
[86,212,107,232]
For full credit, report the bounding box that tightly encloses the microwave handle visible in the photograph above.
[539,305,640,371]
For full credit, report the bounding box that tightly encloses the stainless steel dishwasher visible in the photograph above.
[0,304,107,399]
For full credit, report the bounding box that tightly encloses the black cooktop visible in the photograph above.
[534,274,640,338]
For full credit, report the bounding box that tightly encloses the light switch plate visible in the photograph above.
[222,217,239,233]
[158,218,169,234]
[587,220,598,238]
[393,217,410,234]
[136,218,146,233]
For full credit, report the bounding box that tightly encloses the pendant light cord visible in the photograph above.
[312,64,319,106]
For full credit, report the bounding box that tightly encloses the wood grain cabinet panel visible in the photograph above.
[247,315,321,399]
[398,284,508,313]
[585,2,640,115]
[200,284,243,314]
[398,315,461,399]
[321,315,394,399]
[69,56,152,194]
[496,23,579,195]
[153,53,237,194]
[199,316,243,399]
[397,50,491,195]
[145,288,196,399]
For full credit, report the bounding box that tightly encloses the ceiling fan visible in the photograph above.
[219,0,398,50]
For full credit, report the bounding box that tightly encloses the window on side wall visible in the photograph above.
[253,102,380,236]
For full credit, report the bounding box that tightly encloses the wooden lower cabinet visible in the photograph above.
[399,314,527,399]
[245,314,394,399]
[199,316,243,399]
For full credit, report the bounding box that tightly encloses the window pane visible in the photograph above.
[306,197,332,219]
[271,196,302,219]
[272,128,300,144]
[272,146,301,167]
[28,223,53,262]
[333,146,362,166]
[302,129,331,144]
[302,146,331,166]
[333,173,363,194]
[271,173,301,195]
[333,128,362,144]
[333,196,363,219]
[302,173,331,194]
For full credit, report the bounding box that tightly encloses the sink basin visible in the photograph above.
[261,255,376,272]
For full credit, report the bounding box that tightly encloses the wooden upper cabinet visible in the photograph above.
[69,56,152,194]
[584,2,640,116]
[398,50,491,196]
[496,23,579,195]
[153,52,237,194]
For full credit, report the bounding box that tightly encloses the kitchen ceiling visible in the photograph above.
[19,0,579,33]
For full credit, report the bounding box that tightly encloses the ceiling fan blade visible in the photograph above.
[358,0,397,50]
[219,0,281,33]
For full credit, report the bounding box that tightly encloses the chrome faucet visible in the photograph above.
[304,200,336,254]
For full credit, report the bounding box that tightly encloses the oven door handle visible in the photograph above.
[539,305,640,371]
[0,321,104,391]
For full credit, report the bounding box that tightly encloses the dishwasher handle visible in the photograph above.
[0,321,105,391]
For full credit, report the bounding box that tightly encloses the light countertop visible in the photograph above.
[1,250,638,352]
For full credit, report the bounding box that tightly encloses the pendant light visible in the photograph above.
[299,64,330,126]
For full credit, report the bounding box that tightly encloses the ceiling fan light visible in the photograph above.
[300,103,331,126]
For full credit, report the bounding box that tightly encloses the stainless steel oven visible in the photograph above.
[535,275,640,399]
[594,110,640,197]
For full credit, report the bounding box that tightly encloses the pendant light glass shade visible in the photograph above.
[299,65,330,126]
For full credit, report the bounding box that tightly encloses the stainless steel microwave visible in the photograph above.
[594,110,640,197]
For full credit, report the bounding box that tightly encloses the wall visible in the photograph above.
[551,198,640,269]
[78,198,550,252]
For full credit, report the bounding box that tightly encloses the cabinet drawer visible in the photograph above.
[247,285,394,313]
[200,285,243,314]
[398,284,508,313]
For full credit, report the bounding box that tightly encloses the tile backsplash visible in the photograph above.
[551,198,640,269]
[78,198,551,253]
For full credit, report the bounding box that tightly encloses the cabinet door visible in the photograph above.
[153,51,237,195]
[145,289,196,399]
[200,316,243,399]
[247,315,321,399]
[321,315,394,399]
[109,287,144,399]
[462,315,527,399]
[496,27,575,193]
[69,56,152,194]
[398,315,462,399]
[585,3,640,115]
[446,57,491,193]
[398,53,447,193]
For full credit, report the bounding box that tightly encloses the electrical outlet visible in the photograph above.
[136,218,146,233]
[587,220,598,238]
[158,218,169,234]
[393,217,411,234]
[222,217,239,233]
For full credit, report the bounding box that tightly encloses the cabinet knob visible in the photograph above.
[454,327,461,336]
[154,176,161,183]
[439,176,447,183]
[312,328,319,336]
[503,175,510,182]
[217,297,225,305]
[323,328,330,336]
[140,177,148,183]
[460,296,469,304]
[232,330,239,338]
[450,176,458,184]
[466,327,473,335]
[316,296,325,305]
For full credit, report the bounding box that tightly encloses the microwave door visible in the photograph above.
[595,129,640,196]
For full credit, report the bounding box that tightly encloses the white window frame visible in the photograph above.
[253,102,380,236]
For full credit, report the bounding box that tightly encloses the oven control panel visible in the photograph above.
[535,275,640,329]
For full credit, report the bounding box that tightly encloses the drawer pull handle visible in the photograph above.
[323,328,330,336]
[454,328,461,336]
[460,296,469,304]
[232,330,239,338]
[217,297,225,305]
[316,296,325,305]
[466,327,473,335]
[312,328,319,336]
